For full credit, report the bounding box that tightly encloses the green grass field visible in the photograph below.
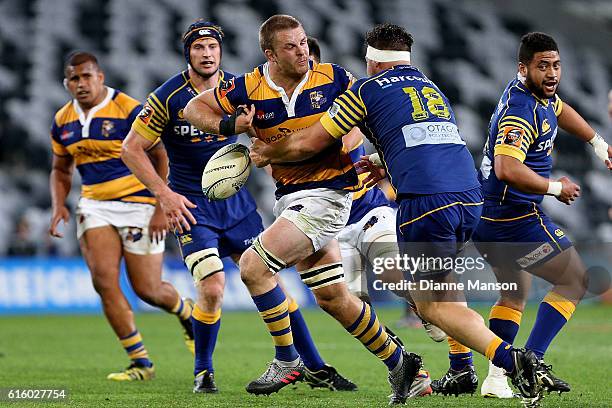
[1,304,611,407]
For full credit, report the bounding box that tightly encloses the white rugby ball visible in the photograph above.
[202,143,251,200]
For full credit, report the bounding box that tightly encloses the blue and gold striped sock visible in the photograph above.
[288,298,325,371]
[252,285,299,363]
[489,305,522,343]
[346,302,401,370]
[525,292,575,358]
[485,337,514,372]
[191,305,221,375]
[171,297,193,321]
[119,330,152,367]
[448,337,473,371]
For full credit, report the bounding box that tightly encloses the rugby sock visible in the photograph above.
[447,337,473,371]
[288,298,325,371]
[485,337,514,373]
[191,305,221,375]
[489,305,522,343]
[171,296,193,321]
[120,330,152,367]
[252,285,299,363]
[346,301,401,370]
[525,291,575,359]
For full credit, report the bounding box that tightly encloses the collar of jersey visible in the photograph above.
[515,79,551,107]
[262,62,310,118]
[184,69,225,94]
[391,64,415,70]
[72,86,115,138]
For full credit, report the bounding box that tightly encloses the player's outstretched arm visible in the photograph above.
[249,121,335,167]
[495,154,580,205]
[183,89,225,134]
[122,129,196,233]
[145,142,170,243]
[558,102,611,169]
[49,154,74,238]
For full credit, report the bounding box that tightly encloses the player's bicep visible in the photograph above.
[51,152,74,174]
[320,90,366,139]
[214,77,247,115]
[131,95,168,143]
[123,128,156,153]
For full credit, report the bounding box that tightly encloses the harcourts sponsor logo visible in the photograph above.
[375,75,432,87]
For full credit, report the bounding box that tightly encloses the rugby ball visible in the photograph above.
[202,143,251,200]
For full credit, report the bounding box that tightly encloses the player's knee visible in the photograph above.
[132,283,163,307]
[185,248,224,285]
[90,272,121,297]
[238,249,264,286]
[239,236,285,286]
[197,277,224,307]
[415,302,440,326]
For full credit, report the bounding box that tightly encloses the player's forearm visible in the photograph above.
[268,136,318,164]
[184,97,223,134]
[147,144,169,183]
[50,169,72,209]
[122,143,170,197]
[557,103,596,142]
[495,155,549,195]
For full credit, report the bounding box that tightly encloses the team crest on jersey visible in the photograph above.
[218,78,235,99]
[310,91,327,109]
[554,228,565,237]
[541,119,551,135]
[101,120,115,137]
[138,104,154,125]
[502,127,524,148]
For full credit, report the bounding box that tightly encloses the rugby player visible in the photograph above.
[122,20,355,393]
[308,35,434,399]
[49,52,194,381]
[184,15,422,404]
[472,32,612,399]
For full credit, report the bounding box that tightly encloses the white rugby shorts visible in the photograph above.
[76,198,164,255]
[338,206,397,295]
[273,188,352,252]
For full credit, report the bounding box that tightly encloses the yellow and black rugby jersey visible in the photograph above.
[214,61,359,197]
[50,87,155,204]
[480,78,563,204]
[131,70,244,195]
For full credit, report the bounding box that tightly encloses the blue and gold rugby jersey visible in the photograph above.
[50,87,155,204]
[479,78,562,205]
[346,141,391,226]
[214,61,359,197]
[132,70,245,196]
[320,65,479,196]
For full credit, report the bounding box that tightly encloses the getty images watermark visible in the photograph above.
[370,253,517,292]
[355,241,611,302]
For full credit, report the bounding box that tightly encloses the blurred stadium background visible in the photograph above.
[0,0,611,315]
